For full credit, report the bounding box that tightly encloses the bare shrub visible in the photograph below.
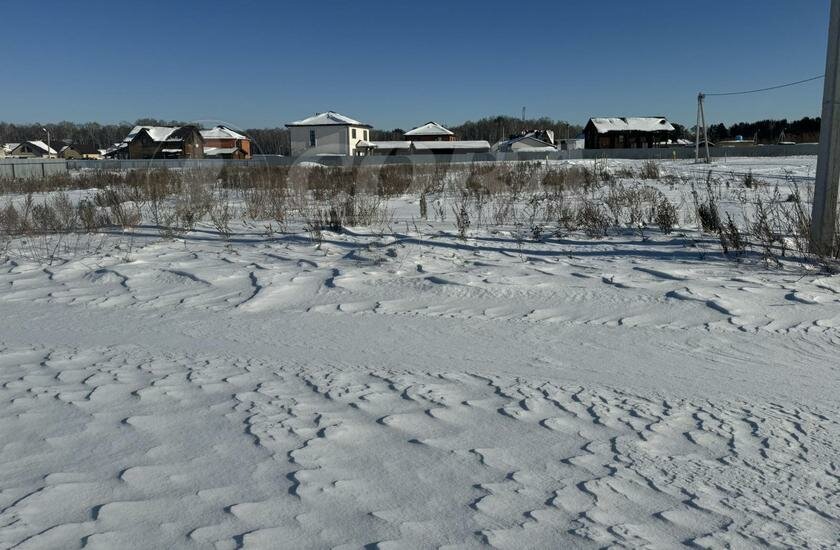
[94,188,141,229]
[718,213,745,256]
[50,192,78,231]
[576,199,610,238]
[639,160,661,180]
[742,170,759,189]
[377,165,413,197]
[31,202,61,233]
[452,195,471,241]
[1,202,21,235]
[209,188,234,240]
[78,200,98,232]
[655,196,678,235]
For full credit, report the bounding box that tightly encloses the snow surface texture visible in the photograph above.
[1,157,839,548]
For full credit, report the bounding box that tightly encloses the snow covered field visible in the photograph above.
[1,157,839,549]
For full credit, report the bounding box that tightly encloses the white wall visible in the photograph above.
[347,127,370,156]
[289,125,370,156]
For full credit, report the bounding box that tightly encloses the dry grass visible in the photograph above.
[1,161,837,267]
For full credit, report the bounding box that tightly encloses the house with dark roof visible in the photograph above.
[286,111,372,156]
[583,117,675,149]
[59,143,102,159]
[111,125,205,159]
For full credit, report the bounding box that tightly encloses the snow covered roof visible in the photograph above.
[3,143,20,153]
[286,111,371,128]
[493,133,556,152]
[201,126,248,140]
[13,141,58,155]
[589,117,674,134]
[412,141,490,151]
[204,147,242,156]
[124,126,181,143]
[404,122,454,137]
[367,141,412,150]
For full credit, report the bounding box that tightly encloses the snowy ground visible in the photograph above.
[1,157,839,549]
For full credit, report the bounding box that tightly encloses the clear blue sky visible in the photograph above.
[1,0,831,130]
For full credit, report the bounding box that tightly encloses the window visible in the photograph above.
[309,130,316,147]
[352,128,357,139]
[365,130,368,140]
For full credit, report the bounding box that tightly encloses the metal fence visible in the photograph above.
[0,158,68,179]
[578,143,818,160]
[0,144,820,178]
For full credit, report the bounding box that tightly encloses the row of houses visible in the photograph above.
[104,125,251,160]
[285,112,678,157]
[1,125,252,161]
[1,114,681,161]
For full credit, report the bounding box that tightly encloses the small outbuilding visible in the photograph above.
[403,122,456,142]
[583,117,675,149]
[493,131,556,153]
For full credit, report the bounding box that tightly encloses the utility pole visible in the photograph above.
[695,94,701,163]
[42,127,51,159]
[812,0,840,255]
[700,94,710,163]
[694,93,710,163]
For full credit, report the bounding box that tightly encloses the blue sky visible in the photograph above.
[1,0,831,130]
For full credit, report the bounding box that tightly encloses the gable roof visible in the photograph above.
[63,142,100,155]
[124,126,180,143]
[12,141,58,155]
[404,122,454,137]
[201,125,248,140]
[588,117,674,134]
[494,132,556,152]
[286,111,371,128]
[123,125,202,143]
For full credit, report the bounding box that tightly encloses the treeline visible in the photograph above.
[705,117,820,144]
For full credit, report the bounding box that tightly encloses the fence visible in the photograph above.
[578,143,818,160]
[0,158,68,179]
[0,144,820,178]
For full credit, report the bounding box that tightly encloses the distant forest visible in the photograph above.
[0,115,822,155]
[703,117,821,144]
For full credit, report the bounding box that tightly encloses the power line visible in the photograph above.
[705,75,824,97]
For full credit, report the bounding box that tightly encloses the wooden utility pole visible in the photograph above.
[700,93,710,163]
[812,0,840,254]
[695,93,710,163]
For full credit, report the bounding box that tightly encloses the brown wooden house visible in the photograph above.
[583,117,675,149]
[118,125,205,159]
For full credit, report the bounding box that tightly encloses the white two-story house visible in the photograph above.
[286,111,372,157]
